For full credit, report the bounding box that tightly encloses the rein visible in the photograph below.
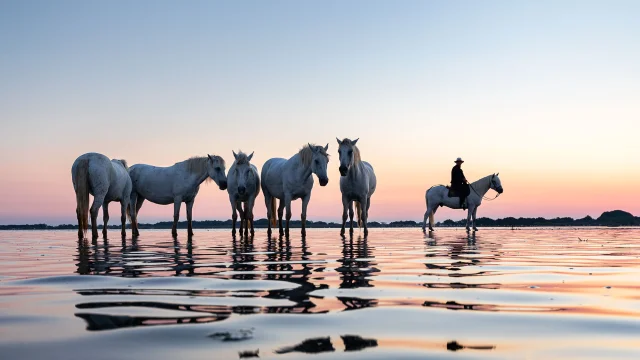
[470,182,500,201]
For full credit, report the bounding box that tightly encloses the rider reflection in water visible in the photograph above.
[451,157,470,210]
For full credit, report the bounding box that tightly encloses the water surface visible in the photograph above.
[1,228,639,359]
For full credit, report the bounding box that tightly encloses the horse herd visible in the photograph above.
[71,138,503,240]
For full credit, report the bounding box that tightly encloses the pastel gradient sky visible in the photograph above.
[1,1,639,225]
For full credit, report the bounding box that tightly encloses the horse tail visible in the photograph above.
[425,187,435,229]
[270,197,277,226]
[355,201,363,228]
[75,158,90,234]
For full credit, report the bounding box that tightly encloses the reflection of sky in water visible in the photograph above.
[1,228,640,359]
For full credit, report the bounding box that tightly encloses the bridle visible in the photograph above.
[470,180,501,201]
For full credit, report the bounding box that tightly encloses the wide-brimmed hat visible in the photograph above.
[455,157,464,163]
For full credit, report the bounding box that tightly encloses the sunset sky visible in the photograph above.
[1,1,639,225]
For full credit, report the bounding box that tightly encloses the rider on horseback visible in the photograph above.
[451,157,470,210]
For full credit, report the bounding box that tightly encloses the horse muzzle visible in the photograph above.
[497,187,504,194]
[219,181,228,190]
[319,178,329,186]
[339,166,348,176]
[238,186,246,195]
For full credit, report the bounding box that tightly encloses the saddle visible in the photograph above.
[446,186,459,198]
[446,186,467,207]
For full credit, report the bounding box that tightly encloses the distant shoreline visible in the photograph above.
[1,210,638,230]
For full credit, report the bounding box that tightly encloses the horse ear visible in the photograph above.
[496,172,499,176]
[336,137,341,145]
[324,143,329,152]
[308,143,314,152]
[208,154,213,161]
[247,152,254,161]
[352,138,359,145]
[232,151,238,160]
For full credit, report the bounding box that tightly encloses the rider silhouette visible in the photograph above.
[451,157,470,210]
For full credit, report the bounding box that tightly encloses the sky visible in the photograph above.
[1,0,639,225]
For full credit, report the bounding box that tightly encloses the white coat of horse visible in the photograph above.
[337,138,376,237]
[423,174,503,232]
[227,151,260,237]
[261,144,330,237]
[71,152,132,239]
[129,155,227,237]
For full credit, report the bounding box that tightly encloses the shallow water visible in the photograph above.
[1,228,639,359]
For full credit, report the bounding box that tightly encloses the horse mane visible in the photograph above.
[115,159,128,169]
[234,151,251,165]
[184,155,224,183]
[299,144,329,167]
[340,138,361,165]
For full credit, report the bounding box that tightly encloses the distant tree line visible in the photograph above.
[1,210,638,230]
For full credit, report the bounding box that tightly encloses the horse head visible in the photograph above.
[336,137,359,176]
[308,143,330,186]
[232,150,254,195]
[491,173,503,194]
[207,154,228,190]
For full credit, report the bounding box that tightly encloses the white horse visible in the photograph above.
[261,144,330,237]
[227,151,260,237]
[423,173,503,232]
[128,155,227,237]
[337,138,377,237]
[71,152,132,240]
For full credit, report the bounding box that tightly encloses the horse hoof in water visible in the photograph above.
[473,227,478,231]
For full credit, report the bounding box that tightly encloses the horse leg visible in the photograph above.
[120,200,128,238]
[360,196,369,238]
[90,194,105,240]
[472,206,478,231]
[230,198,238,236]
[465,208,472,231]
[278,200,285,236]
[172,198,182,237]
[130,193,144,237]
[340,195,349,236]
[430,206,438,231]
[284,194,292,237]
[236,201,243,235]
[186,200,194,237]
[102,202,109,238]
[348,201,355,235]
[301,194,311,237]
[422,207,429,232]
[243,202,250,237]
[247,197,256,237]
[264,194,272,237]
[77,208,84,239]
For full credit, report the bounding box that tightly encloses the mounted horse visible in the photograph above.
[128,155,227,237]
[71,152,132,239]
[261,144,330,237]
[227,151,260,237]
[336,138,376,237]
[423,173,503,232]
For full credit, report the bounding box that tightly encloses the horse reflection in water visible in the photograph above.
[276,335,378,355]
[262,235,325,313]
[336,235,379,310]
[73,233,331,332]
[421,232,503,311]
